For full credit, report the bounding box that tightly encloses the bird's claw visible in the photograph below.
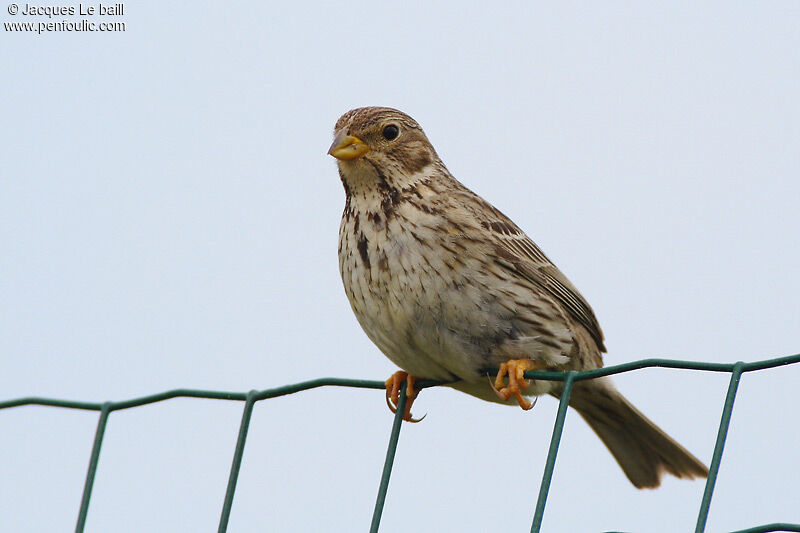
[489,359,541,410]
[385,371,425,422]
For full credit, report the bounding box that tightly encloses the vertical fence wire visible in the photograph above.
[75,402,111,533]
[695,362,745,533]
[370,387,408,533]
[531,371,576,533]
[218,390,258,533]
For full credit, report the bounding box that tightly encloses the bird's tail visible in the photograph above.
[562,378,709,489]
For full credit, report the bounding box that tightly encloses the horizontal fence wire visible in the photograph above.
[1,353,799,532]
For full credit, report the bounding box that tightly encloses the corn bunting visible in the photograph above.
[329,106,708,488]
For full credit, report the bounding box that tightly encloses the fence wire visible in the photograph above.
[2,353,799,533]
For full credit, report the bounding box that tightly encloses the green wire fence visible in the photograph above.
[2,353,799,533]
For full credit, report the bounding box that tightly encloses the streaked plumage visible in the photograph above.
[330,106,708,488]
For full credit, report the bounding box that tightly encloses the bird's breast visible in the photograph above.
[338,202,515,380]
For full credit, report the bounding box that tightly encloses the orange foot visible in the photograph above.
[385,371,425,423]
[489,359,543,410]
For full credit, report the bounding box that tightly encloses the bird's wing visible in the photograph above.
[458,189,606,352]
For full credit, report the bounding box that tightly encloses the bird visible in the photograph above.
[328,106,708,489]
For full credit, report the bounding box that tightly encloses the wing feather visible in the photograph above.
[456,189,606,352]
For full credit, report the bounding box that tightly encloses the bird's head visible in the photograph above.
[328,107,440,193]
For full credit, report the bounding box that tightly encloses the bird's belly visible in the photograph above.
[347,278,490,380]
[340,230,512,381]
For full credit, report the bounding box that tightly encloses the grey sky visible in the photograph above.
[1,2,798,531]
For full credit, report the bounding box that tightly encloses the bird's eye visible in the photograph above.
[382,125,399,141]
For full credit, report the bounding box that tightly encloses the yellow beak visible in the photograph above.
[328,131,369,160]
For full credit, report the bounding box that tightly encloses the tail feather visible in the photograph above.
[563,378,709,489]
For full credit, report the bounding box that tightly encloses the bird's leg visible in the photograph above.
[490,359,543,410]
[385,371,424,422]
